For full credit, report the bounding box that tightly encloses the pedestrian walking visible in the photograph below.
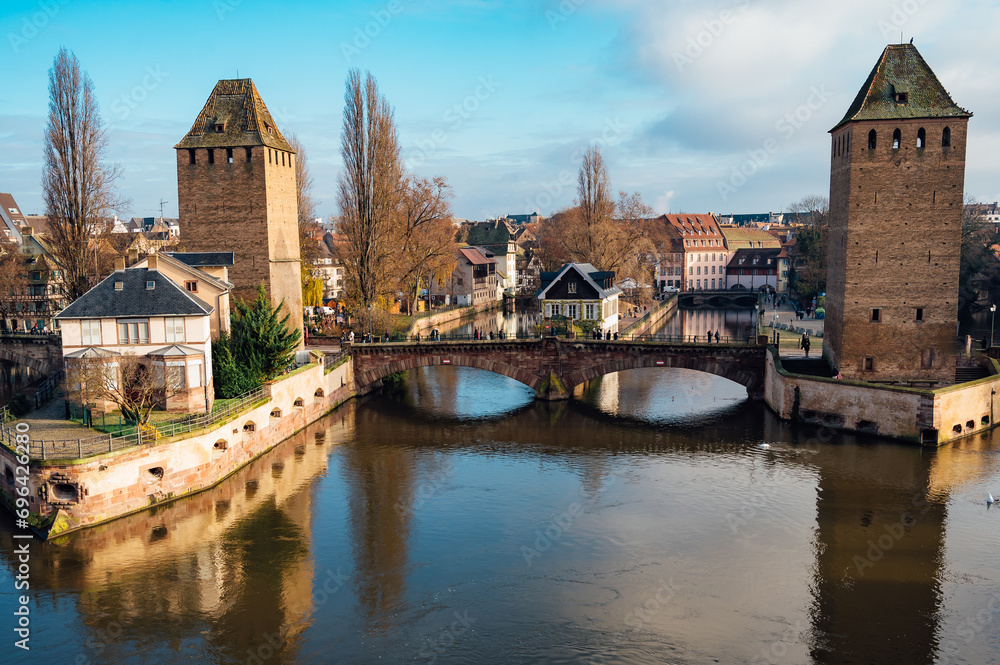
[715,330,720,343]
[706,329,712,343]
[800,332,811,357]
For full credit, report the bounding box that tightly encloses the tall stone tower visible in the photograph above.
[175,79,303,343]
[823,44,971,383]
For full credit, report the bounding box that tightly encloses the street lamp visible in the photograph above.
[754,303,760,340]
[991,304,997,348]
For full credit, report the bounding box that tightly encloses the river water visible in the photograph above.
[3,360,1000,664]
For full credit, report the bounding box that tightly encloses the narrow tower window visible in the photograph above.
[226,147,233,164]
[188,149,196,165]
[892,128,901,150]
[207,148,214,165]
[245,147,252,162]
[942,126,951,148]
[868,130,876,150]
[916,128,926,149]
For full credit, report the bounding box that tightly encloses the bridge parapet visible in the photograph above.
[0,333,62,376]
[350,338,767,401]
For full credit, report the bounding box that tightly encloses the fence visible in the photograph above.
[349,332,758,345]
[4,386,269,462]
[33,369,63,409]
[323,350,348,373]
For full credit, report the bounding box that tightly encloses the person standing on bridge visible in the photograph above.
[715,330,720,343]
[800,332,811,358]
[706,329,712,344]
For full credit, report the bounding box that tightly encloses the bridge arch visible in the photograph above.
[356,354,543,393]
[0,349,52,376]
[562,355,759,394]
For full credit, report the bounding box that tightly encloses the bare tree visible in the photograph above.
[396,176,457,315]
[337,70,404,332]
[576,146,614,261]
[0,247,27,330]
[42,48,126,302]
[70,352,164,424]
[787,195,829,225]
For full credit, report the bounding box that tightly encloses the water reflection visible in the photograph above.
[3,367,1000,664]
[650,307,758,341]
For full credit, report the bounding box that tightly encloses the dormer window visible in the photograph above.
[114,281,123,291]
[894,92,908,104]
[264,123,272,135]
[146,281,155,290]
[214,123,224,133]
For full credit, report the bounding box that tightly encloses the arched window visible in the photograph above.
[892,128,901,150]
[916,128,926,149]
[293,397,304,408]
[942,126,951,148]
[868,130,877,150]
[270,408,282,419]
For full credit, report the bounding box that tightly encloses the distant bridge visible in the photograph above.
[678,290,763,309]
[350,337,767,400]
[0,333,62,376]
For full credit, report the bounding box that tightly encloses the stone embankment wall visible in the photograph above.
[0,358,355,535]
[408,302,500,335]
[765,348,1000,445]
[621,295,678,336]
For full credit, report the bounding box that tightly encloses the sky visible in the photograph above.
[1,0,998,222]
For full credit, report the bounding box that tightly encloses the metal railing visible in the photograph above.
[323,351,348,373]
[349,332,759,345]
[6,386,269,461]
[33,369,63,409]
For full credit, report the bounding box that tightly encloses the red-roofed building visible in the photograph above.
[429,246,502,307]
[654,214,727,291]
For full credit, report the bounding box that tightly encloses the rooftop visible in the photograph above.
[833,43,972,131]
[55,268,213,320]
[174,79,294,152]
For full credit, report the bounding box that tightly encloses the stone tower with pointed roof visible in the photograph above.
[823,44,971,383]
[175,79,302,344]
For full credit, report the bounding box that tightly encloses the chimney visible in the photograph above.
[127,248,139,264]
[147,253,158,271]
[114,257,126,272]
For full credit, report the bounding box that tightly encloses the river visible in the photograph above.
[3,358,1000,664]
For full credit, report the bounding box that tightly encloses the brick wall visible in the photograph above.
[824,118,968,383]
[176,144,303,344]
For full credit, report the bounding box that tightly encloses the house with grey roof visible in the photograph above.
[536,263,622,335]
[55,258,217,413]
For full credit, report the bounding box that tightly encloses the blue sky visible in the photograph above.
[1,0,998,221]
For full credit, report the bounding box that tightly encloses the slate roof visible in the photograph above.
[147,344,204,357]
[174,79,294,152]
[166,251,235,267]
[536,263,622,300]
[55,268,213,320]
[832,44,971,132]
[728,247,781,269]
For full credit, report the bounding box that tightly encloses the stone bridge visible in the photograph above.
[678,290,762,309]
[0,333,62,376]
[350,338,767,400]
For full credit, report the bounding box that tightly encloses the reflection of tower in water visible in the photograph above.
[654,308,756,340]
[805,437,945,664]
[340,424,417,632]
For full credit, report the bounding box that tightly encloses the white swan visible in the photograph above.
[989,493,995,505]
